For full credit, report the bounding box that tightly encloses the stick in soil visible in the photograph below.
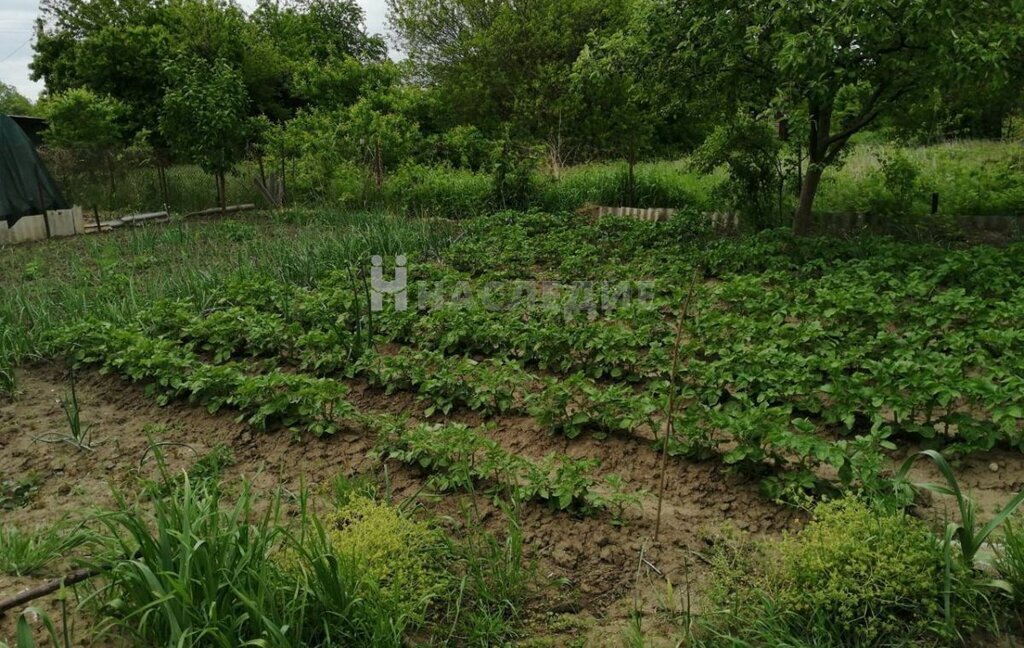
[0,568,98,616]
[655,268,700,542]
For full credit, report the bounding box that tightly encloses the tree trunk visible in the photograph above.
[215,171,227,214]
[793,164,823,236]
[793,104,831,236]
[626,156,636,208]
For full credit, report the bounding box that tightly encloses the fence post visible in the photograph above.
[931,192,940,215]
[36,164,51,239]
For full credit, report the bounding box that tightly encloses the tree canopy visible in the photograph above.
[0,83,36,116]
[24,0,1024,231]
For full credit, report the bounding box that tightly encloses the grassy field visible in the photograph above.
[1,208,1024,645]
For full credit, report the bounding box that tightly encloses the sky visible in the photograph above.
[0,0,391,101]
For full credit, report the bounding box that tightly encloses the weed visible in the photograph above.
[0,473,42,511]
[439,507,534,645]
[89,476,406,647]
[996,516,1024,615]
[0,522,92,577]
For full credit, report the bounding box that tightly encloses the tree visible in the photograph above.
[0,83,35,115]
[31,0,384,143]
[251,0,386,64]
[41,87,125,148]
[33,0,173,137]
[571,35,661,206]
[160,57,254,210]
[637,0,1024,234]
[40,87,127,211]
[387,0,631,145]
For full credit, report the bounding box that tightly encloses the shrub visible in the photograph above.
[774,499,947,644]
[701,498,970,647]
[320,496,443,621]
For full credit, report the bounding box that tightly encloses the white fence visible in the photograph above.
[0,207,85,245]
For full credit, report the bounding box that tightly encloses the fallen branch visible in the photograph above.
[0,567,98,616]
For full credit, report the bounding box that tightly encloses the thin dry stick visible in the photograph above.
[655,268,700,542]
[0,568,97,616]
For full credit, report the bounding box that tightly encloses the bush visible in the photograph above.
[700,498,972,647]
[320,496,443,621]
[381,163,492,219]
[775,499,946,644]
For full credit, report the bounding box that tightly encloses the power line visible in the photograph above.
[0,36,31,64]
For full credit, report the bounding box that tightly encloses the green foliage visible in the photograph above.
[438,511,533,645]
[0,324,16,394]
[54,321,356,438]
[627,0,1024,230]
[41,88,126,149]
[319,496,443,621]
[700,499,973,646]
[694,118,789,228]
[0,521,91,576]
[361,348,532,417]
[143,444,236,499]
[997,516,1024,612]
[0,82,34,115]
[374,420,626,515]
[93,477,406,647]
[387,0,632,144]
[897,449,1024,619]
[529,374,657,440]
[6,607,69,648]
[160,57,254,177]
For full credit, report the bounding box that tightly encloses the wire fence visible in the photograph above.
[38,147,279,218]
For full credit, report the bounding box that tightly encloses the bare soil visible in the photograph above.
[1,364,1022,645]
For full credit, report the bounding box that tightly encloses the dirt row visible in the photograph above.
[1,365,1022,645]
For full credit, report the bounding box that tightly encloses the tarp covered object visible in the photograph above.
[0,115,69,227]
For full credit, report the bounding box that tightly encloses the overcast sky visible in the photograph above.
[0,0,390,100]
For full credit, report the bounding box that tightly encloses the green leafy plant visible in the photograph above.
[699,498,977,646]
[89,476,407,647]
[438,508,534,645]
[996,515,1024,613]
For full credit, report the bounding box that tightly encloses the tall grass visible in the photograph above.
[439,510,533,645]
[997,517,1024,616]
[89,477,405,647]
[539,160,723,212]
[818,140,1024,217]
[0,521,92,576]
[46,157,266,217]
